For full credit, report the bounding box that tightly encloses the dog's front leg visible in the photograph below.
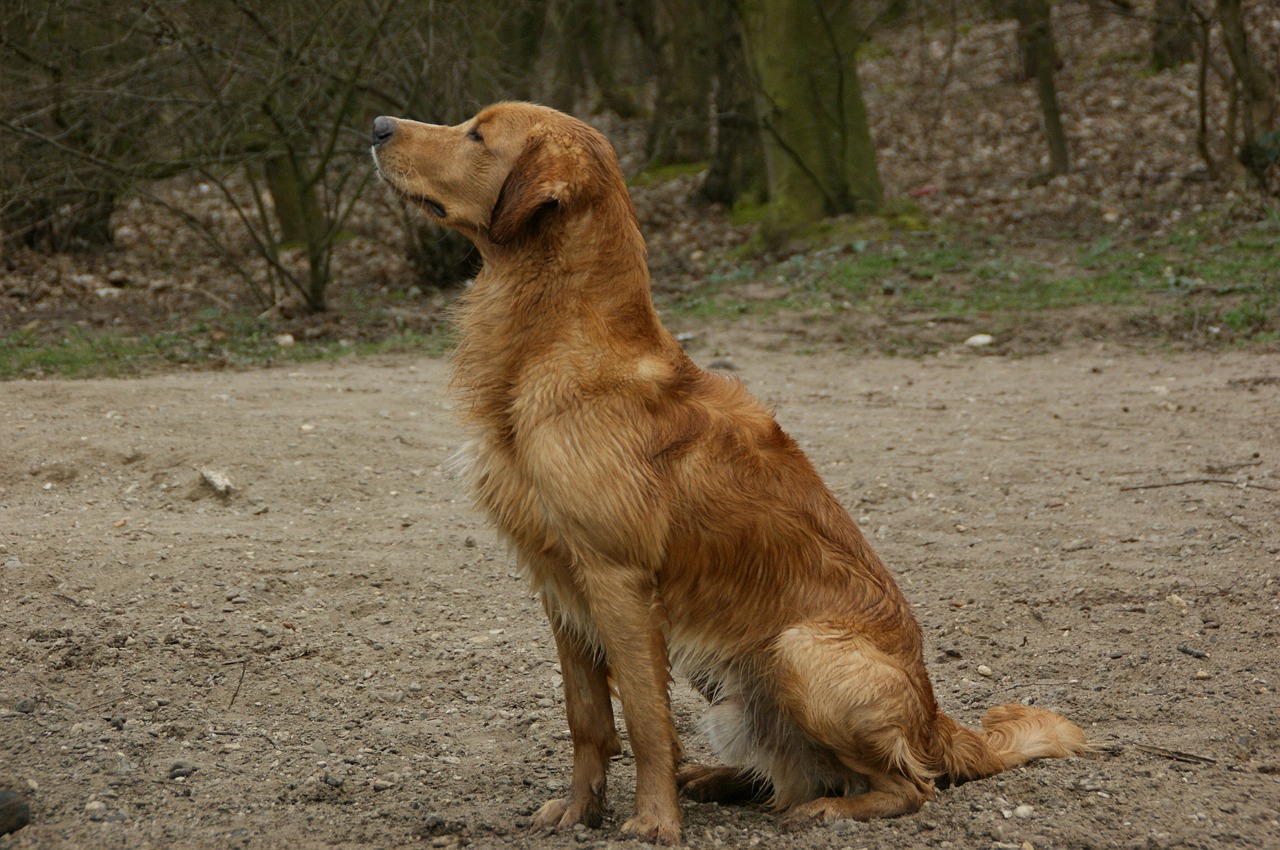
[584,569,681,845]
[531,609,619,833]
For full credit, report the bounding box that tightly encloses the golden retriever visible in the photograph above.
[371,102,1086,844]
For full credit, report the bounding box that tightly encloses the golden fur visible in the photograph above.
[372,102,1087,844]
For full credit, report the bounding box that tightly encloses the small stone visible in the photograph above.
[3,558,22,570]
[1061,539,1094,552]
[168,760,198,779]
[199,468,234,497]
[85,800,108,821]
[275,333,295,348]
[14,698,36,714]
[0,790,31,836]
[1192,670,1211,681]
[372,774,399,791]
[309,740,330,756]
[1013,804,1035,819]
[464,536,477,548]
[977,665,994,678]
[964,333,995,348]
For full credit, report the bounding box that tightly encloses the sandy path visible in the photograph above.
[1,344,1278,849]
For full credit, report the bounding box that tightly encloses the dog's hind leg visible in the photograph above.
[678,764,771,804]
[783,771,931,827]
[769,625,937,825]
[531,610,620,833]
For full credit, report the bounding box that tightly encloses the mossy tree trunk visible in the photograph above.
[737,0,883,244]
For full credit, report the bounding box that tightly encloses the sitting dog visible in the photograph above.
[372,102,1086,845]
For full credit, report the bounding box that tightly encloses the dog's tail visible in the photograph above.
[934,703,1087,784]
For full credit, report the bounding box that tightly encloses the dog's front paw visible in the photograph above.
[620,812,681,845]
[531,795,604,833]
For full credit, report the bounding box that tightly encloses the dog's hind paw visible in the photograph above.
[620,812,681,845]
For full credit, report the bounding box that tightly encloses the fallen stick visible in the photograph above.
[1121,478,1277,492]
[224,659,248,709]
[1133,744,1217,765]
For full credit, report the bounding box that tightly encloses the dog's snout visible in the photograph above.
[372,116,396,147]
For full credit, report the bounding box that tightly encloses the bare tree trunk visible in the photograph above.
[468,0,550,103]
[263,155,323,248]
[646,0,713,165]
[548,0,642,116]
[1215,0,1279,187]
[1013,0,1069,175]
[701,0,764,206]
[1151,0,1194,70]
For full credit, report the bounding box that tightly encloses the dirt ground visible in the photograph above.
[1,337,1278,850]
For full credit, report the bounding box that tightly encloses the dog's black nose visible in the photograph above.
[372,116,396,146]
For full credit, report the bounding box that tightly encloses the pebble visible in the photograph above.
[3,558,22,570]
[977,664,994,677]
[310,740,330,756]
[85,800,108,821]
[14,698,36,714]
[1013,804,1035,819]
[964,333,995,347]
[0,790,31,836]
[168,760,198,779]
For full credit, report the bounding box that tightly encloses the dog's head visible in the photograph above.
[371,102,624,250]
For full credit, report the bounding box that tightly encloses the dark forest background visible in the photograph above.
[1,0,1277,373]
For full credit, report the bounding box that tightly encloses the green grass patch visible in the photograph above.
[663,217,1279,347]
[0,320,453,380]
[629,161,708,187]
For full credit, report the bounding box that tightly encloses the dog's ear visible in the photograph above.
[488,135,568,245]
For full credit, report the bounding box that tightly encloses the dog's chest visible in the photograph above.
[459,393,664,570]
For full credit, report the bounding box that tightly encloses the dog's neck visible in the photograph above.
[451,199,682,423]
